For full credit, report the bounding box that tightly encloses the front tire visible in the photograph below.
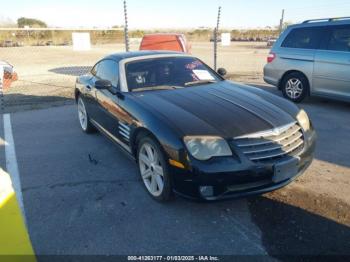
[77,96,95,133]
[281,72,309,103]
[137,136,173,202]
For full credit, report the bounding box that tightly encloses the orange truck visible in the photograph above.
[0,61,18,90]
[139,34,192,54]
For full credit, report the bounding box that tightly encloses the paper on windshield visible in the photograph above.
[192,70,215,81]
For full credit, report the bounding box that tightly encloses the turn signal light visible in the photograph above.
[169,159,185,169]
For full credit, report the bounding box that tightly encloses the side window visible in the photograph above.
[327,26,350,52]
[95,60,119,87]
[281,27,324,49]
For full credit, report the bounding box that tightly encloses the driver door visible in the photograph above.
[93,60,127,141]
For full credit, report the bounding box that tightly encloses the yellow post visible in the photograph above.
[0,168,36,261]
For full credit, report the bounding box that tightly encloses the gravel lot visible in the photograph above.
[0,42,267,111]
[0,41,349,256]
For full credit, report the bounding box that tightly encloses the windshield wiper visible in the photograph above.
[184,80,217,87]
[132,85,183,92]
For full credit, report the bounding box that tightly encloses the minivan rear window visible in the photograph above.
[281,27,324,49]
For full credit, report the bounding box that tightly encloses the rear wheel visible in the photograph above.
[281,72,309,103]
[137,136,173,202]
[77,96,95,133]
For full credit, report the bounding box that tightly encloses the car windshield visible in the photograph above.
[125,57,222,91]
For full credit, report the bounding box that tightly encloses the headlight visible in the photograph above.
[296,109,311,131]
[183,136,232,161]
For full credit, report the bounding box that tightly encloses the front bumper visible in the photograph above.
[171,130,316,201]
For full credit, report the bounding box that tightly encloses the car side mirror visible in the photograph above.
[95,79,112,90]
[217,68,227,77]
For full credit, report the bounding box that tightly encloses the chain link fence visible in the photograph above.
[0,28,127,112]
[0,28,270,113]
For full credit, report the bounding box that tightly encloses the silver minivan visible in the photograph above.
[264,17,350,103]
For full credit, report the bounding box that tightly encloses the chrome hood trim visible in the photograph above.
[235,122,297,139]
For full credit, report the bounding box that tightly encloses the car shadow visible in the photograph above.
[248,196,350,258]
[49,66,92,76]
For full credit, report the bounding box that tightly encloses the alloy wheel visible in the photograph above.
[285,78,303,100]
[78,97,88,131]
[138,143,165,197]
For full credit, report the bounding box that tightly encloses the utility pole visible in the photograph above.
[279,9,285,35]
[214,6,221,71]
[123,0,130,52]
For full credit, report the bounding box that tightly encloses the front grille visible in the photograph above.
[234,122,304,163]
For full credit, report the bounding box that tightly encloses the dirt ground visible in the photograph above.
[268,160,350,226]
[1,41,349,226]
[0,42,267,109]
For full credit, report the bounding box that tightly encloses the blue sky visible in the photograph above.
[1,0,350,29]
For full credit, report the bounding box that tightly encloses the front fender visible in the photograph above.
[122,95,188,166]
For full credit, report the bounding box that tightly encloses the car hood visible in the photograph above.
[132,81,298,138]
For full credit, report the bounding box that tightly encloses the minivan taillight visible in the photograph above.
[267,53,276,63]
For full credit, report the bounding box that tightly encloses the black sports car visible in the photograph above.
[75,51,316,201]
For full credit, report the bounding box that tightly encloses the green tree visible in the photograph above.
[17,17,47,28]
